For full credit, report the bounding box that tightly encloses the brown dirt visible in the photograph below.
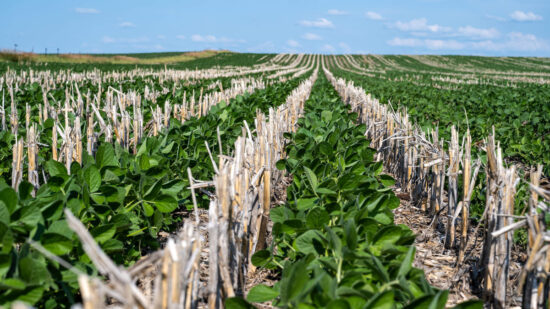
[393,187,526,308]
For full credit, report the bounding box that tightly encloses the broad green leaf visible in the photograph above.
[151,195,178,213]
[296,197,317,210]
[84,165,101,192]
[306,207,330,229]
[46,160,68,178]
[294,230,324,255]
[364,291,394,309]
[0,187,18,214]
[397,246,415,278]
[91,224,116,244]
[225,297,256,309]
[96,143,119,168]
[304,167,318,190]
[246,284,279,303]
[0,278,26,290]
[251,249,272,267]
[42,233,73,255]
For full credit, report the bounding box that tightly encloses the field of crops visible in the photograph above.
[0,52,548,309]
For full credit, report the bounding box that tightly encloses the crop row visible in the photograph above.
[232,68,480,308]
[0,68,312,307]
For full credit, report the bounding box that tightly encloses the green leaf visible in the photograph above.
[306,207,330,229]
[19,257,49,285]
[151,195,178,213]
[271,207,294,224]
[91,224,116,244]
[326,299,350,309]
[0,188,18,214]
[225,297,256,309]
[84,165,101,192]
[0,201,9,225]
[18,205,41,230]
[247,284,279,303]
[315,187,337,195]
[294,230,324,255]
[276,160,286,171]
[42,233,73,255]
[296,197,317,210]
[96,143,119,168]
[398,246,415,278]
[46,160,68,178]
[280,259,310,303]
[379,174,396,187]
[251,249,272,267]
[304,167,318,190]
[404,290,449,309]
[0,278,26,290]
[364,291,394,309]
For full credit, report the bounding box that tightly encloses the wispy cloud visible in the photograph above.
[286,40,300,47]
[510,11,542,22]
[388,31,549,52]
[191,34,245,43]
[102,36,116,43]
[321,44,335,52]
[387,37,464,50]
[393,18,451,33]
[456,26,499,39]
[365,11,383,20]
[157,35,166,40]
[176,35,186,40]
[299,18,334,28]
[328,9,348,16]
[119,22,136,28]
[302,33,322,40]
[473,32,549,51]
[75,8,100,14]
[339,42,351,53]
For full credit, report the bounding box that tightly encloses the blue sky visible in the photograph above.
[1,0,549,56]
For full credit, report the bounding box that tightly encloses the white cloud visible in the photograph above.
[157,35,166,40]
[393,18,451,33]
[191,34,244,43]
[510,11,542,22]
[102,36,115,43]
[321,44,335,52]
[302,33,322,40]
[425,39,464,50]
[286,40,300,47]
[387,37,421,47]
[328,9,348,15]
[176,35,186,40]
[457,26,499,39]
[387,37,464,49]
[389,31,549,52]
[75,8,100,14]
[299,18,334,28]
[365,11,383,20]
[473,32,549,51]
[339,42,351,53]
[119,22,136,28]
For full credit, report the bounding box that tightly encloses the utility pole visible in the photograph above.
[57,48,59,55]
[45,48,48,55]
[14,44,17,52]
